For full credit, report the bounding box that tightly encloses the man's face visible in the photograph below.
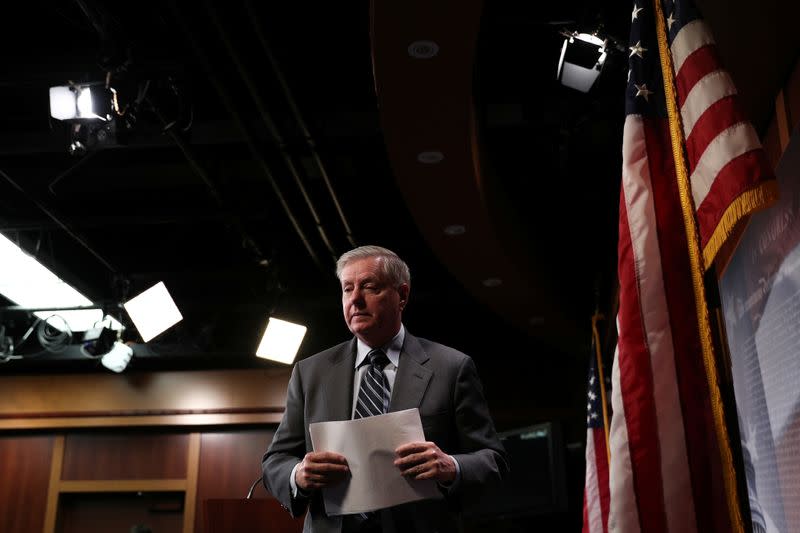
[340,257,409,347]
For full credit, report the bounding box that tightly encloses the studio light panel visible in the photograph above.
[123,282,183,342]
[256,317,307,364]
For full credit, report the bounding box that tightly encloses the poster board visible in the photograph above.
[721,130,800,532]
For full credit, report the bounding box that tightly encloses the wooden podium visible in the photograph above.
[203,498,304,533]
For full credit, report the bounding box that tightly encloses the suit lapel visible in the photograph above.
[389,333,432,412]
[323,339,357,421]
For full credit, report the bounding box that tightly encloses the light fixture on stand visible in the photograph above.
[49,84,111,121]
[80,319,133,373]
[49,82,121,154]
[557,31,608,92]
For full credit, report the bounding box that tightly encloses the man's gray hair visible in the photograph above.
[336,245,411,287]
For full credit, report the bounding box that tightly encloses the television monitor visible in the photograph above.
[464,421,568,519]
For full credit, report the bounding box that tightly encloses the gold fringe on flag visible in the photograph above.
[652,1,745,531]
[702,181,779,269]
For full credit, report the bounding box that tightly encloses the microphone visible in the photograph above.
[246,476,263,499]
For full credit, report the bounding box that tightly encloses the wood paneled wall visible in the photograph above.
[0,428,284,533]
[195,429,285,533]
[0,367,294,532]
[0,368,291,430]
[62,433,190,480]
[0,436,54,533]
[40,433,201,533]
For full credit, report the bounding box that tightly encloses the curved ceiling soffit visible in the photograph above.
[370,0,578,346]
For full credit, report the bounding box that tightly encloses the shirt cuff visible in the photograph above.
[438,455,462,491]
[289,462,310,499]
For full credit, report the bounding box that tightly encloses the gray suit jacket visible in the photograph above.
[262,332,508,533]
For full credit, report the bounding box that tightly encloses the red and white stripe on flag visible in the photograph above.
[584,425,610,533]
[609,0,775,531]
[672,18,776,268]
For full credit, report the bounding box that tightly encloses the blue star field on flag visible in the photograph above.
[586,353,610,429]
[626,0,704,118]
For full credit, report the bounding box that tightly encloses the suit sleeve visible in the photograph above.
[449,356,509,499]
[262,363,310,517]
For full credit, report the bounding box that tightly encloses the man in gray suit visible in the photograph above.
[263,245,508,533]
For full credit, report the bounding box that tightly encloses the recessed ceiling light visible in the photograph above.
[408,40,439,59]
[443,225,466,236]
[482,278,503,288]
[417,151,444,164]
[256,317,307,364]
[123,282,183,342]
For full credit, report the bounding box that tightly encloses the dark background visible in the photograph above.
[0,0,797,527]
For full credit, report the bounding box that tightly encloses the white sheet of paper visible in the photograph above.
[309,408,442,515]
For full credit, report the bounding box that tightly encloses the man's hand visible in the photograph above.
[394,441,456,483]
[295,452,350,491]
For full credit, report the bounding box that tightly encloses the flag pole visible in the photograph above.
[652,1,744,531]
[591,312,611,465]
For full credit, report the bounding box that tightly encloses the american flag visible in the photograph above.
[583,331,611,533]
[610,0,776,532]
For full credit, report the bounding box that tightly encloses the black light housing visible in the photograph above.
[557,32,608,93]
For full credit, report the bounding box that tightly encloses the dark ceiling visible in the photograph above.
[0,0,797,430]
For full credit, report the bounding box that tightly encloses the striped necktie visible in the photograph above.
[354,349,391,418]
[351,349,392,524]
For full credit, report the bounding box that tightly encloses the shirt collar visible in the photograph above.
[355,324,404,369]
